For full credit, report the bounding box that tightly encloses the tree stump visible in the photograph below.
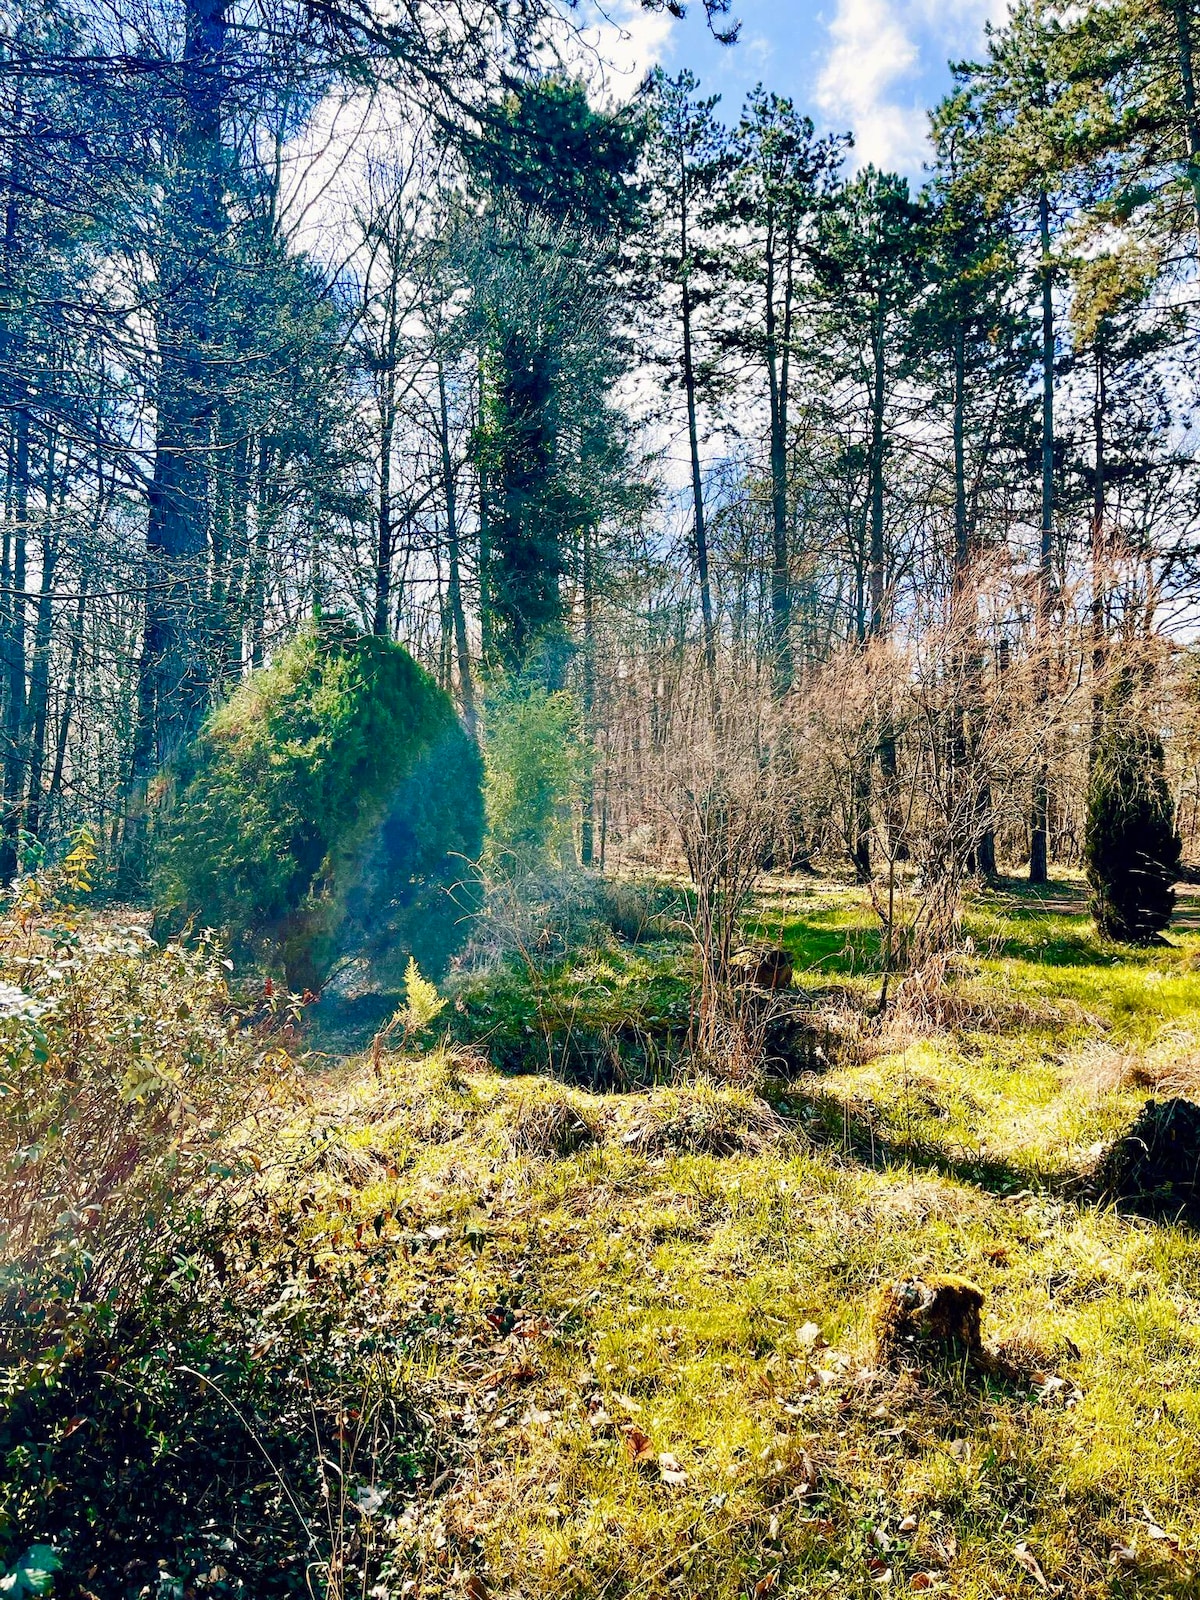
[872,1274,984,1367]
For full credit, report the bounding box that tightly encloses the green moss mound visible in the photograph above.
[154,618,484,990]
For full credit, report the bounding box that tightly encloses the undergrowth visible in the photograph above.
[7,870,1200,1597]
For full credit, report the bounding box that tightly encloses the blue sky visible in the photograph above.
[582,0,1011,180]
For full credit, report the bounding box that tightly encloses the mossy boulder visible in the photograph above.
[154,618,483,991]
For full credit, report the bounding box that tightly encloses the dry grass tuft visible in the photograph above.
[504,1082,605,1159]
[618,1079,785,1156]
[304,1130,390,1183]
[889,953,1067,1037]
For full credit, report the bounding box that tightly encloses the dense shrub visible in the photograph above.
[2,1247,432,1599]
[1085,680,1181,943]
[482,675,582,868]
[0,852,434,1596]
[155,618,484,990]
[0,833,271,1316]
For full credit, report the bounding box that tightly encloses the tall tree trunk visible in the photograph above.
[2,398,28,874]
[22,429,62,843]
[951,319,996,880]
[438,358,475,736]
[868,296,887,639]
[46,571,88,827]
[135,0,228,781]
[678,156,717,680]
[0,79,26,879]
[765,217,793,696]
[373,366,396,637]
[476,361,494,667]
[1171,0,1200,233]
[1030,188,1055,885]
[866,289,898,872]
[579,515,596,868]
[1090,341,1108,760]
[213,416,249,684]
[249,433,270,668]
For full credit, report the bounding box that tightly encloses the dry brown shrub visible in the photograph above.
[0,837,293,1320]
[888,954,1066,1037]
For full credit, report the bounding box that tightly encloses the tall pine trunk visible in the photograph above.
[1030,188,1055,885]
[679,185,716,680]
[1171,0,1200,233]
[951,318,996,880]
[135,0,228,779]
[438,357,475,735]
[1090,342,1108,761]
[764,213,792,695]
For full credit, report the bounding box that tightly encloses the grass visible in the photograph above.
[257,876,1200,1598]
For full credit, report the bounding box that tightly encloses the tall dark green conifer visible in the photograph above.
[468,77,644,681]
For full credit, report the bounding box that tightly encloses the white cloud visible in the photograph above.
[568,1,678,100]
[815,0,1009,175]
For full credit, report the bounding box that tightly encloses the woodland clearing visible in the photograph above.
[211,876,1200,1599]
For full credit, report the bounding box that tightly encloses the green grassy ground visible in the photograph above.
[275,878,1200,1599]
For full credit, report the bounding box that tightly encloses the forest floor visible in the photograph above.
[271,875,1200,1600]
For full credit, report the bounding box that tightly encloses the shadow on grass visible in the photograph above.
[785,1082,1083,1200]
[966,877,1129,970]
[768,882,1115,977]
[787,1079,1199,1233]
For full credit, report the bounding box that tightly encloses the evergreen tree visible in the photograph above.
[467,76,644,681]
[1085,671,1181,941]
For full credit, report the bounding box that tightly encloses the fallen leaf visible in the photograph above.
[934,1533,957,1565]
[1109,1546,1138,1567]
[909,1576,934,1592]
[658,1451,687,1486]
[1013,1543,1049,1590]
[797,1321,823,1348]
[898,1516,918,1534]
[624,1425,656,1464]
[615,1394,643,1414]
[753,1571,778,1598]
[465,1577,492,1600]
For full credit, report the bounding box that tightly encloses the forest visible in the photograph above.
[5,0,1200,1594]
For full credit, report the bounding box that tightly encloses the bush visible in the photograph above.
[1085,679,1181,943]
[483,676,582,869]
[0,853,434,1596]
[154,617,484,990]
[0,834,272,1320]
[1,1246,432,1599]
